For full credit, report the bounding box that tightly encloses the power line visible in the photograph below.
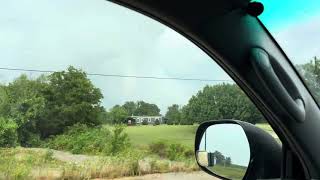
[0,67,233,82]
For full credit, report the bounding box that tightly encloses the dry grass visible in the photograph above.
[0,147,198,180]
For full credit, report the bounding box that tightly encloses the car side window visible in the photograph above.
[0,1,279,179]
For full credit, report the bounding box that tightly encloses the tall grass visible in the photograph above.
[0,147,198,179]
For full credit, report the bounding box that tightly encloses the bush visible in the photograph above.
[0,117,18,147]
[44,124,131,156]
[166,121,174,125]
[167,143,185,160]
[108,125,130,155]
[184,149,194,158]
[142,119,148,125]
[154,119,160,126]
[149,141,168,158]
[149,141,192,161]
[24,133,42,147]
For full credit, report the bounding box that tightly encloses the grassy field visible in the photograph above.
[0,123,277,179]
[124,125,197,149]
[210,164,247,180]
[125,124,277,148]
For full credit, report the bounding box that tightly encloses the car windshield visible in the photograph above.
[258,0,320,105]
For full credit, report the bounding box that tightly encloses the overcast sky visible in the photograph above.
[0,0,319,114]
[199,124,250,166]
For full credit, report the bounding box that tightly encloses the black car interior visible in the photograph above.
[109,0,320,179]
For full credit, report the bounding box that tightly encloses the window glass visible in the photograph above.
[258,0,320,103]
[0,0,279,179]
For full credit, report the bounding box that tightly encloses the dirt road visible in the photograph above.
[107,171,218,180]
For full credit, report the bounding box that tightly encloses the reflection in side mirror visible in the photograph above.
[196,124,250,180]
[197,151,209,166]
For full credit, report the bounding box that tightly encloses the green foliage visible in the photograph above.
[44,124,130,155]
[165,104,181,125]
[149,141,192,161]
[109,125,130,155]
[213,150,226,165]
[122,101,137,116]
[225,157,232,166]
[0,117,18,147]
[3,75,46,145]
[0,148,65,179]
[182,84,264,124]
[149,141,168,158]
[23,132,42,147]
[39,66,103,137]
[296,56,320,100]
[167,143,186,161]
[135,101,160,116]
[44,149,54,162]
[142,119,148,125]
[154,119,160,125]
[0,66,104,146]
[108,105,128,124]
[120,101,161,117]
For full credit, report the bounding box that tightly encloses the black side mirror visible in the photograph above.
[195,120,282,180]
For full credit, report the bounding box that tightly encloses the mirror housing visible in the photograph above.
[195,120,282,180]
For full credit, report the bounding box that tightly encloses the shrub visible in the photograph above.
[167,143,185,161]
[149,141,192,161]
[108,125,130,155]
[184,149,194,158]
[44,124,130,156]
[0,117,18,147]
[24,133,42,147]
[44,149,54,162]
[142,119,148,125]
[154,119,160,126]
[149,141,168,158]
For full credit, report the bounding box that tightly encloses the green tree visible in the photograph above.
[38,66,103,138]
[0,117,18,147]
[165,104,181,125]
[0,84,11,117]
[182,84,264,124]
[109,125,130,155]
[97,108,109,124]
[4,75,46,145]
[296,56,320,99]
[108,105,129,124]
[225,157,232,166]
[213,150,225,165]
[135,101,160,116]
[180,105,194,125]
[122,101,137,116]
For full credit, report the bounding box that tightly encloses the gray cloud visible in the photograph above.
[273,15,320,64]
[2,0,318,114]
[0,0,231,114]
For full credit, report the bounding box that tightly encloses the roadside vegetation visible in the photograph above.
[1,58,318,179]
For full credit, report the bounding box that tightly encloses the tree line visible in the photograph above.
[0,57,319,147]
[105,83,264,125]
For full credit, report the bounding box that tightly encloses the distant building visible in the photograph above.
[128,115,164,125]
